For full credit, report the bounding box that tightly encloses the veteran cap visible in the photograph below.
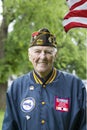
[30,28,57,48]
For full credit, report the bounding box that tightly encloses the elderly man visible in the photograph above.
[2,28,86,130]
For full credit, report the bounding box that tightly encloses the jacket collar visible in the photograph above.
[33,68,57,84]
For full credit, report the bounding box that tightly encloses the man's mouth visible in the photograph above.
[38,62,47,64]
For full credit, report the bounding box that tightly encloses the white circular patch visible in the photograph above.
[21,97,35,112]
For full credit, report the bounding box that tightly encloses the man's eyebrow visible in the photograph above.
[33,49,41,51]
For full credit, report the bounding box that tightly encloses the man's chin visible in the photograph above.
[37,69,49,74]
[38,69,48,73]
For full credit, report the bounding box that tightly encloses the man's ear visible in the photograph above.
[54,51,58,61]
[28,49,32,62]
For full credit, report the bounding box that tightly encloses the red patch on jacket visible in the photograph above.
[55,96,69,112]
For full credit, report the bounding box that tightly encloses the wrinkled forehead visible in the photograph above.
[29,46,56,51]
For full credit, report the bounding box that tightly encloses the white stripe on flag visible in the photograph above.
[63,17,87,26]
[67,0,81,8]
[74,2,87,10]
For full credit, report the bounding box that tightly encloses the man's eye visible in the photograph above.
[34,50,41,53]
[45,51,53,54]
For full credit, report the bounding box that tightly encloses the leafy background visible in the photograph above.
[0,0,86,84]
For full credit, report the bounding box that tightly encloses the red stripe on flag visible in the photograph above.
[64,22,87,32]
[64,10,87,19]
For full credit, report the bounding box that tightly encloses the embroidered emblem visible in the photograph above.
[48,36,55,44]
[55,96,69,112]
[21,97,35,112]
[37,39,43,45]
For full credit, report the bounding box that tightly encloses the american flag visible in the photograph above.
[63,0,87,32]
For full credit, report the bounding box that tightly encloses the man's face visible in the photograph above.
[28,46,57,77]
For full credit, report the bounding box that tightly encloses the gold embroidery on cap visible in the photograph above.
[37,39,43,45]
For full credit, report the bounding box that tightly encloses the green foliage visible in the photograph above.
[0,0,86,83]
[0,110,4,130]
[55,28,86,79]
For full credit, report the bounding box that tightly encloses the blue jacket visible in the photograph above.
[2,70,86,130]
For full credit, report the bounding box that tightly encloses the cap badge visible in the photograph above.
[37,39,43,45]
[48,36,55,43]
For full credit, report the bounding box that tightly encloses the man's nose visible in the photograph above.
[39,51,46,59]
